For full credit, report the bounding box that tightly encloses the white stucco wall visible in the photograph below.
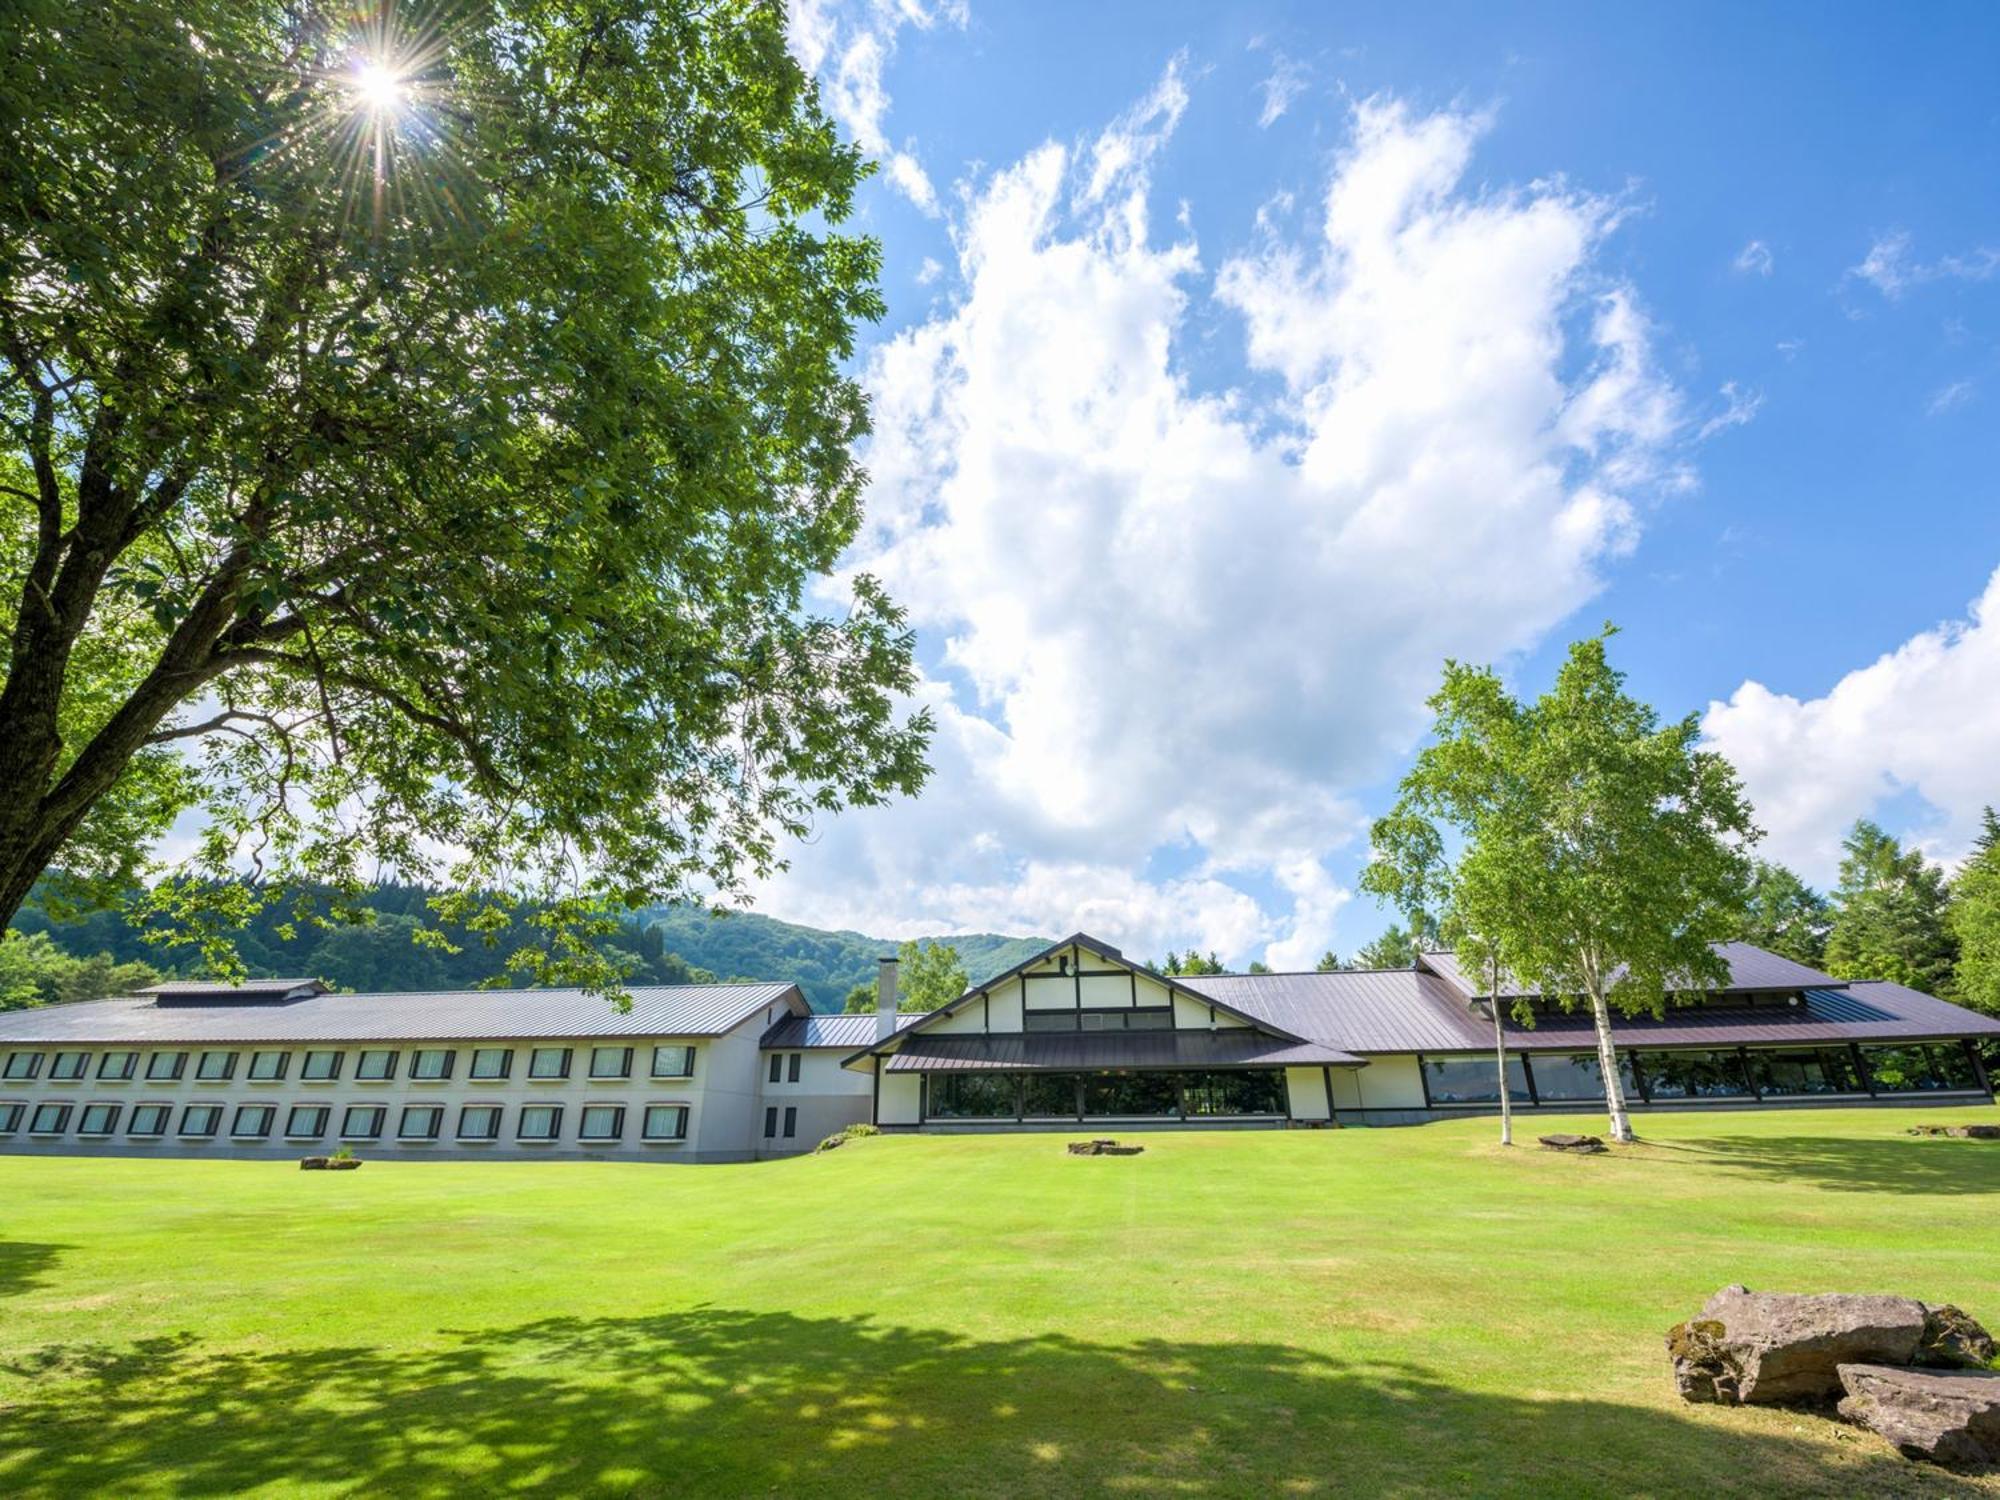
[753,1047,872,1155]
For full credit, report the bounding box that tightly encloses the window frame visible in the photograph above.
[763,1104,778,1138]
[650,1045,695,1080]
[408,1048,457,1083]
[589,1046,633,1080]
[353,1049,398,1082]
[457,1104,504,1141]
[768,1052,783,1084]
[145,1050,188,1081]
[49,1050,88,1082]
[96,1051,139,1081]
[2,1051,41,1081]
[782,1105,797,1139]
[641,1104,689,1141]
[285,1105,330,1138]
[578,1103,626,1142]
[194,1050,240,1082]
[469,1048,513,1081]
[29,1102,74,1134]
[178,1103,223,1137]
[340,1105,386,1140]
[527,1046,572,1080]
[127,1103,170,1137]
[231,1104,276,1138]
[78,1102,122,1135]
[300,1050,343,1081]
[398,1104,445,1140]
[787,1052,801,1083]
[516,1104,563,1141]
[0,1102,24,1133]
[246,1051,290,1083]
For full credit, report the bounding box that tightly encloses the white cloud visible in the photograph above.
[762,78,1696,965]
[1255,50,1309,129]
[1928,379,1975,416]
[1698,380,1764,440]
[788,0,968,216]
[1733,239,1773,276]
[1849,230,2000,299]
[915,255,943,285]
[1703,565,2000,881]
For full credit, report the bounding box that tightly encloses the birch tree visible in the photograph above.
[1362,630,1758,1144]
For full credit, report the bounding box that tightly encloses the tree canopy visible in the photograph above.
[1361,630,1757,1142]
[1735,860,1833,967]
[1823,821,1956,995]
[843,939,968,1014]
[1948,807,2000,1017]
[0,1,928,989]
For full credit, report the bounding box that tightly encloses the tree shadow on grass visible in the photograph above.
[1659,1132,2000,1196]
[0,1241,68,1300]
[0,1306,1972,1499]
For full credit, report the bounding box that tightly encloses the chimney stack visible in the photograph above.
[876,956,900,1041]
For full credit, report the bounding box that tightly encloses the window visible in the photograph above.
[49,1051,87,1081]
[1078,1008,1174,1032]
[301,1050,342,1081]
[782,1106,797,1139]
[517,1104,562,1141]
[29,1103,73,1133]
[0,1103,23,1133]
[528,1047,571,1080]
[1637,1051,1753,1100]
[354,1050,397,1081]
[127,1104,170,1136]
[79,1103,121,1135]
[399,1105,444,1140]
[768,1053,783,1084]
[179,1104,223,1136]
[469,1048,513,1081]
[409,1049,456,1082]
[928,1073,1018,1119]
[1423,1055,1532,1105]
[232,1105,276,1138]
[341,1105,386,1139]
[97,1051,139,1080]
[1023,1010,1079,1033]
[1862,1043,1980,1093]
[146,1051,188,1081]
[1748,1048,1863,1097]
[457,1105,503,1140]
[2,1052,40,1081]
[651,1046,695,1079]
[579,1104,625,1141]
[1524,1052,1642,1103]
[763,1105,778,1137]
[1082,1072,1179,1117]
[589,1046,633,1080]
[787,1053,802,1083]
[641,1105,688,1141]
[247,1051,290,1082]
[195,1050,239,1082]
[1022,1073,1080,1118]
[1182,1070,1286,1117]
[285,1106,329,1138]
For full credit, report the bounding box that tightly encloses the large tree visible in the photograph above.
[0,2,928,984]
[1363,630,1757,1143]
[1824,821,1956,995]
[1736,859,1833,967]
[1948,807,2000,1017]
[842,939,966,1014]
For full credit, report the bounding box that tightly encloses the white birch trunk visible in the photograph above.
[1587,980,1635,1143]
[1490,954,1512,1146]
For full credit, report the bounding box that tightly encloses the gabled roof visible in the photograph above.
[1418,942,1844,1000]
[840,933,1305,1065]
[1178,968,1491,1053]
[0,982,806,1045]
[760,1012,931,1050]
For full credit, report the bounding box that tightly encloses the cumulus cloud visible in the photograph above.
[1255,50,1309,128]
[1734,239,1773,276]
[1703,566,2000,881]
[1849,230,2000,299]
[761,75,1697,964]
[788,0,967,215]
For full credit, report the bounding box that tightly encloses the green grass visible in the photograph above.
[3,1107,1999,1498]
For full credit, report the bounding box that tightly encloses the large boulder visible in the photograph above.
[1837,1363,2000,1467]
[1667,1286,1928,1404]
[1538,1133,1606,1154]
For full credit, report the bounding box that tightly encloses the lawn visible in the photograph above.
[3,1107,1998,1498]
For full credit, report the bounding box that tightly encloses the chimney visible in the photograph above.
[876,955,900,1041]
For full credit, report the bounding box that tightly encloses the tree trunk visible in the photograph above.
[1587,983,1635,1143]
[1490,954,1512,1146]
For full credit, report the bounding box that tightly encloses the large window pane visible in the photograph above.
[1082,1072,1179,1117]
[1021,1074,1079,1117]
[1423,1055,1531,1104]
[1022,1011,1077,1033]
[1749,1048,1863,1096]
[928,1073,1017,1119]
[1930,1043,1981,1091]
[1528,1053,1606,1101]
[1182,1070,1285,1116]
[1861,1045,1942,1093]
[1640,1051,1753,1099]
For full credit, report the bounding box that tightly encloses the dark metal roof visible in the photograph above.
[1419,942,1844,1000]
[760,1012,931,1049]
[0,982,805,1045]
[1179,968,1490,1053]
[882,1030,1363,1073]
[143,977,326,997]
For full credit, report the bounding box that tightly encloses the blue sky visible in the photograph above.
[764,0,2000,964]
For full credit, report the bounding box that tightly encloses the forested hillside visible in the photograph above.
[9,882,1047,1013]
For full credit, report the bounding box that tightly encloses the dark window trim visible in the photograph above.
[457,1105,504,1140]
[97,1051,139,1080]
[0,1102,22,1132]
[285,1105,330,1137]
[398,1104,445,1140]
[527,1047,572,1080]
[194,1050,240,1082]
[300,1050,344,1081]
[782,1105,798,1138]
[340,1105,387,1139]
[579,1104,626,1142]
[247,1050,290,1082]
[29,1102,74,1133]
[353,1049,399,1082]
[231,1104,276,1138]
[651,1045,695,1079]
[178,1104,223,1137]
[146,1051,188,1081]
[3,1052,43,1081]
[516,1104,564,1141]
[78,1103,122,1135]
[128,1103,172,1137]
[589,1046,634,1080]
[408,1049,457,1083]
[49,1051,88,1082]
[787,1052,801,1083]
[763,1105,778,1138]
[768,1052,783,1084]
[469,1048,514,1081]
[641,1104,690,1141]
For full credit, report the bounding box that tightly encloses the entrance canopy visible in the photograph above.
[882,1030,1363,1073]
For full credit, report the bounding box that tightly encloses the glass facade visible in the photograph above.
[1862,1043,1982,1093]
[1423,1055,1532,1105]
[1635,1051,1754,1099]
[1021,1073,1078,1117]
[924,1068,1293,1120]
[1181,1070,1286,1116]
[1747,1048,1864,1096]
[928,1073,1018,1118]
[1525,1052,1638,1102]
[1082,1072,1180,1116]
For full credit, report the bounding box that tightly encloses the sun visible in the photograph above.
[351,59,407,116]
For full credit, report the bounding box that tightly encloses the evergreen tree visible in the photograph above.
[1736,860,1833,966]
[1946,806,2000,1016]
[1824,821,1956,995]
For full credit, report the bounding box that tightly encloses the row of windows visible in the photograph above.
[767,1052,803,1084]
[0,1099,690,1143]
[924,1069,1288,1120]
[1021,1006,1175,1034]
[763,1105,798,1138]
[0,1044,698,1085]
[1419,1042,1987,1105]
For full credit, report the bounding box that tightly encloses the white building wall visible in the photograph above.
[1285,1067,1332,1121]
[877,1069,922,1126]
[753,1047,872,1155]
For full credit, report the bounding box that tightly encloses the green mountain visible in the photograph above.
[12,881,1049,1013]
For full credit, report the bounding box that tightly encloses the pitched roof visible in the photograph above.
[760,1012,931,1049]
[1418,942,1844,1000]
[0,982,804,1045]
[882,1030,1362,1073]
[1177,968,1491,1053]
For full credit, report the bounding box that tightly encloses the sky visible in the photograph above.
[755,0,2000,966]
